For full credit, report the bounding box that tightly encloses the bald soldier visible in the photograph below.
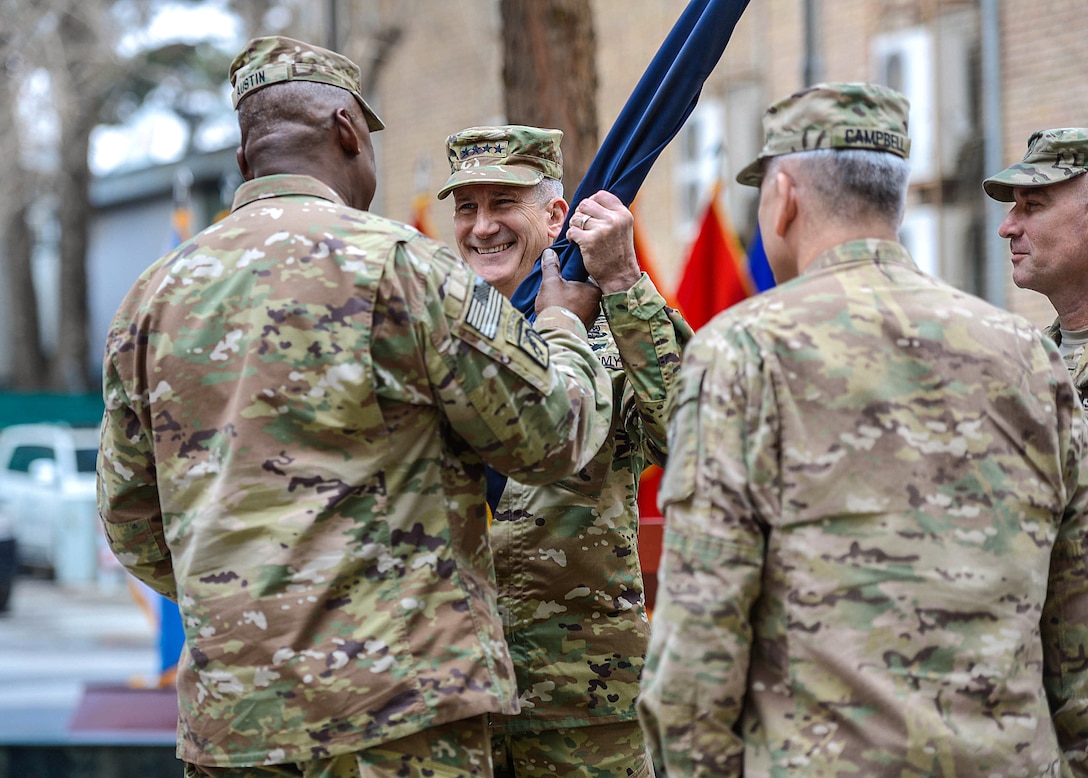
[639,82,1088,776]
[97,36,613,778]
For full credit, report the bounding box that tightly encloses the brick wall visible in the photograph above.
[361,0,1086,324]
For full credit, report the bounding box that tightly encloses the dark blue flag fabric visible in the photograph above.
[491,0,751,515]
[747,223,777,293]
[508,0,753,316]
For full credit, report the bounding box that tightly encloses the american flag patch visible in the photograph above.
[466,277,502,339]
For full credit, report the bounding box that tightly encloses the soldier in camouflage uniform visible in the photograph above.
[638,83,1088,776]
[97,37,616,778]
[437,126,693,777]
[984,128,1088,408]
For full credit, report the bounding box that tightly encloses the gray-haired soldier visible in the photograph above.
[985,128,1088,407]
[98,36,613,778]
[639,82,1088,776]
[439,124,692,778]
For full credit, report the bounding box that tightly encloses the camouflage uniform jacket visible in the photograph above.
[1045,319,1088,411]
[490,274,692,734]
[640,239,1088,777]
[97,174,614,768]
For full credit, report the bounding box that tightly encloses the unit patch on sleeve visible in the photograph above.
[466,276,502,339]
[507,316,549,369]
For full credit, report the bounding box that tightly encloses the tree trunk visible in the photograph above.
[0,12,45,389]
[3,196,47,389]
[500,0,598,194]
[51,114,93,391]
[47,8,99,392]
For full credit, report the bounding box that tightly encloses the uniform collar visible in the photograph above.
[806,238,918,275]
[231,174,345,211]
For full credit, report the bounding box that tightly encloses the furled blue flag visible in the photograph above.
[489,0,752,513]
[747,223,777,292]
[508,0,753,316]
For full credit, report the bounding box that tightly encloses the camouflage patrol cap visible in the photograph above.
[437,126,563,200]
[737,82,911,187]
[982,128,1088,202]
[229,35,384,131]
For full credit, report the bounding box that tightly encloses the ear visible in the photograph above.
[771,170,798,239]
[335,108,362,156]
[546,197,569,240]
[236,145,254,181]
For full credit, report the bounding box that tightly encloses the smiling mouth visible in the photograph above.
[476,243,513,256]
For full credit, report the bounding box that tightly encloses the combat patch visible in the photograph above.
[507,316,549,369]
[466,277,502,339]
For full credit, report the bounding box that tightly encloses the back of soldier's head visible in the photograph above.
[741,82,912,226]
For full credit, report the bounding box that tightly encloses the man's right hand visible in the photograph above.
[535,248,601,329]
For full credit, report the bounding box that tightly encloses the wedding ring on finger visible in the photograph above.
[576,214,590,229]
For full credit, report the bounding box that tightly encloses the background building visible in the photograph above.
[14,0,1086,391]
[359,0,1087,327]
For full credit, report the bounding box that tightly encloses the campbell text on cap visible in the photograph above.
[229,35,384,132]
[982,128,1088,202]
[437,126,563,200]
[737,82,911,187]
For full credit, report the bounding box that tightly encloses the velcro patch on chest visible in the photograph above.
[466,277,503,339]
[506,315,549,369]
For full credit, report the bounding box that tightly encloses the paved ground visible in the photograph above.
[0,574,165,744]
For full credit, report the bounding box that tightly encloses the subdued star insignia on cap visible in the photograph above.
[437,126,563,200]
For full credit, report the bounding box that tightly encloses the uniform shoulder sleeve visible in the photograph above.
[639,321,774,778]
[1044,348,1088,770]
[392,237,613,484]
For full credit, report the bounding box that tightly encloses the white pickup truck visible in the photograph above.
[0,423,101,584]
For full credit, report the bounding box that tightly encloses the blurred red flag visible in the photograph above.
[675,180,753,330]
[640,181,753,520]
[410,192,439,239]
[630,199,678,309]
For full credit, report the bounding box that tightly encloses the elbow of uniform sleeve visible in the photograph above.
[98,510,177,600]
[1051,699,1088,775]
[639,509,761,777]
[97,477,177,599]
[638,697,743,778]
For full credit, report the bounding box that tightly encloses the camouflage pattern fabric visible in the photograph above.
[489,274,691,759]
[983,128,1088,202]
[183,716,491,777]
[97,173,614,768]
[1046,319,1088,411]
[639,239,1088,776]
[438,126,564,200]
[736,81,911,187]
[492,720,653,778]
[229,35,384,130]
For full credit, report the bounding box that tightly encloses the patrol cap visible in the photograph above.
[982,128,1088,202]
[737,82,911,187]
[229,35,384,132]
[437,125,563,200]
